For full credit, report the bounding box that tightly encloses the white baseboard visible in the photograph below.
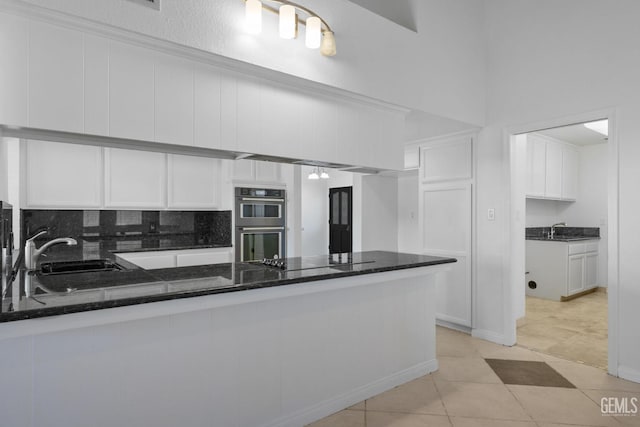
[472,328,510,346]
[267,359,439,427]
[436,319,472,334]
[618,366,640,384]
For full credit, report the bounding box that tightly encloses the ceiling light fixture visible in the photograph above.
[320,169,330,179]
[308,168,320,180]
[583,119,608,137]
[243,0,336,56]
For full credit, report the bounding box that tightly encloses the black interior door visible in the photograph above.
[329,186,352,254]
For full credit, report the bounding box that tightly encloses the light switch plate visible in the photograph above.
[487,208,495,221]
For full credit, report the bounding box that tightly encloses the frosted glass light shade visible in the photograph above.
[245,0,262,34]
[320,30,336,56]
[308,169,320,180]
[305,16,322,49]
[279,5,297,39]
[583,119,608,136]
[320,169,330,179]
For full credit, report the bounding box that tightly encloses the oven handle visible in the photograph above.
[241,198,285,203]
[239,226,285,231]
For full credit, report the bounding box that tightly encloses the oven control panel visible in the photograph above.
[237,188,284,198]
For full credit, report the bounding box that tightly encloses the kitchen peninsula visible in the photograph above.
[0,251,454,427]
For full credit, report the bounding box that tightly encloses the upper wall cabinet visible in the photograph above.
[155,54,194,146]
[0,11,406,171]
[168,155,220,208]
[0,12,28,126]
[525,134,578,201]
[109,41,156,141]
[420,136,473,183]
[232,160,281,183]
[25,140,102,208]
[104,148,166,208]
[29,21,84,133]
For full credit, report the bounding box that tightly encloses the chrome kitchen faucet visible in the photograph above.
[24,230,77,270]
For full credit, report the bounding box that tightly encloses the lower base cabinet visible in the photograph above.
[525,240,599,301]
[116,247,232,270]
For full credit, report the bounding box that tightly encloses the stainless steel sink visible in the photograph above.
[39,259,123,275]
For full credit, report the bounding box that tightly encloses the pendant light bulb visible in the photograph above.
[245,0,262,35]
[308,168,320,180]
[305,16,322,49]
[320,30,336,56]
[279,5,298,39]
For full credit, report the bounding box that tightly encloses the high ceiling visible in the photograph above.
[347,0,417,32]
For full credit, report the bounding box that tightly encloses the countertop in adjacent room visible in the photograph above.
[0,251,456,323]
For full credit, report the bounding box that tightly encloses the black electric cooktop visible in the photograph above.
[259,253,376,271]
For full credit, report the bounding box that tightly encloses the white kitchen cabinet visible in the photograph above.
[167,155,220,208]
[421,137,472,183]
[525,134,579,201]
[233,160,281,183]
[109,40,155,141]
[194,65,222,149]
[0,12,28,127]
[544,141,562,199]
[526,239,599,301]
[116,248,232,270]
[176,248,232,267]
[25,140,102,208]
[526,135,546,197]
[404,145,420,170]
[155,54,194,146]
[104,148,166,208]
[84,34,110,136]
[29,20,84,133]
[561,145,579,200]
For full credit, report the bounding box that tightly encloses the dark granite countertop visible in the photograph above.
[0,251,456,323]
[525,236,600,242]
[525,226,600,242]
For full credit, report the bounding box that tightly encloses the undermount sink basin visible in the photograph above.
[39,259,123,275]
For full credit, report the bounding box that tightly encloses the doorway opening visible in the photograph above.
[510,118,613,371]
[329,186,353,254]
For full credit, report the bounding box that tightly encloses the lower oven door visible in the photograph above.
[236,227,285,262]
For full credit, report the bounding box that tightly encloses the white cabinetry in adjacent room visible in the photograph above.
[104,148,166,208]
[526,239,599,301]
[525,134,579,201]
[24,140,103,208]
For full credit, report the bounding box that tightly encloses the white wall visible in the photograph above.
[8,0,486,126]
[525,199,563,227]
[0,137,7,201]
[482,0,640,380]
[361,175,398,252]
[397,171,420,254]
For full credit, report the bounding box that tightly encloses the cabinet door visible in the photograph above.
[84,34,109,136]
[176,249,232,267]
[104,148,166,208]
[109,41,155,140]
[254,161,281,182]
[404,145,420,170]
[562,145,579,200]
[168,155,219,208]
[29,20,84,132]
[585,253,598,289]
[526,135,546,197]
[567,254,585,295]
[155,54,194,145]
[25,140,102,208]
[194,65,222,149]
[0,12,28,126]
[545,142,563,199]
[233,160,255,181]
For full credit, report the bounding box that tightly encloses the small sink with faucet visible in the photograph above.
[25,230,78,271]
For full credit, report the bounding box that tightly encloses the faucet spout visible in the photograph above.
[25,236,77,271]
[550,222,567,239]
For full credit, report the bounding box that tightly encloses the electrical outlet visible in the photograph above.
[487,208,495,221]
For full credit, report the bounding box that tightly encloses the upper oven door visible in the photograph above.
[236,197,285,226]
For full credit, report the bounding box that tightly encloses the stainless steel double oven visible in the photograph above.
[234,188,286,262]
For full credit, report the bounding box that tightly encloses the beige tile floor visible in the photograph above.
[517,291,608,370]
[308,326,640,427]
